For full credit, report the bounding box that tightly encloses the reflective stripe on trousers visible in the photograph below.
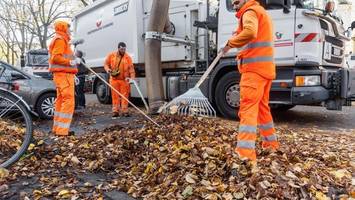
[235,72,279,161]
[52,73,75,136]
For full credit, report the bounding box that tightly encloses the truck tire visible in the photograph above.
[215,71,240,119]
[96,80,111,104]
[35,92,56,119]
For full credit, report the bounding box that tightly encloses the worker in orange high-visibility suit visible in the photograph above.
[104,42,135,118]
[49,20,80,136]
[222,0,280,164]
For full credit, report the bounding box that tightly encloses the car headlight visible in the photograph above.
[295,75,320,86]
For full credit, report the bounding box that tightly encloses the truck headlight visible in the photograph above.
[295,75,320,86]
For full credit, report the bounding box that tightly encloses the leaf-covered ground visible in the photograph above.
[0,115,354,199]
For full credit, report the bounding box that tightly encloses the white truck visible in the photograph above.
[72,0,355,119]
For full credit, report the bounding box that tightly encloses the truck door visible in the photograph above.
[268,4,295,66]
[218,0,296,65]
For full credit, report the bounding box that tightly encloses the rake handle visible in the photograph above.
[195,51,224,88]
[82,62,161,127]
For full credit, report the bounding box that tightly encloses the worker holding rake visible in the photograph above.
[222,0,280,169]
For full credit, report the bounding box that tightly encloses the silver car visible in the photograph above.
[0,61,56,119]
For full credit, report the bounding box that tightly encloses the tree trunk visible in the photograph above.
[144,0,170,114]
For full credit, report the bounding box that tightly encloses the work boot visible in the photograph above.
[112,112,120,119]
[240,159,259,174]
[260,147,280,157]
[122,113,130,117]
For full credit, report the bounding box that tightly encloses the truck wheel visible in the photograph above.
[96,80,111,104]
[215,71,240,119]
[36,93,56,119]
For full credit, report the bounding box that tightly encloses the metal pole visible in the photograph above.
[145,0,171,114]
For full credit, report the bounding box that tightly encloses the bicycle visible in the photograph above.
[0,67,33,168]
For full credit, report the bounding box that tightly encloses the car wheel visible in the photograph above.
[215,71,240,119]
[36,93,56,119]
[96,80,111,104]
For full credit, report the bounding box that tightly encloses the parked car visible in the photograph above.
[0,61,56,119]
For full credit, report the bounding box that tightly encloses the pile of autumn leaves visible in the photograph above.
[1,115,354,199]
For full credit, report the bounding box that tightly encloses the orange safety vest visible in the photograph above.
[105,52,135,80]
[236,0,275,79]
[48,35,77,74]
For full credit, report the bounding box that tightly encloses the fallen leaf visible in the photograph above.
[0,168,9,179]
[315,191,330,200]
[222,193,234,200]
[182,185,193,197]
[185,173,197,184]
[71,156,80,165]
[286,171,298,180]
[330,169,351,179]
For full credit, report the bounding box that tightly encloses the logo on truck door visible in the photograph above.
[114,1,129,16]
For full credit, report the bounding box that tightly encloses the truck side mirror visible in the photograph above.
[351,21,355,30]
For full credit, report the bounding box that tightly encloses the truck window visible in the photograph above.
[27,54,49,66]
[226,0,234,12]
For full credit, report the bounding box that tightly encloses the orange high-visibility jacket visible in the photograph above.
[230,0,275,80]
[48,21,77,74]
[104,52,135,80]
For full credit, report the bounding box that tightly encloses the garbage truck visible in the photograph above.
[72,0,355,119]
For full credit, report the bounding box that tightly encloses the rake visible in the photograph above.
[81,62,161,127]
[161,51,224,117]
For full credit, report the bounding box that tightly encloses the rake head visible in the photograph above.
[160,87,216,117]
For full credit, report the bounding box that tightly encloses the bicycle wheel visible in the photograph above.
[0,90,33,168]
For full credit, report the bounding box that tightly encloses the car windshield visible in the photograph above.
[27,54,49,66]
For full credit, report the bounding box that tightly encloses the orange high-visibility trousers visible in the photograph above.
[110,79,130,113]
[236,72,279,161]
[52,72,75,136]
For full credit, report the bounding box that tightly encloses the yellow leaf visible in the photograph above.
[0,168,9,179]
[33,190,42,200]
[28,143,35,151]
[144,162,155,174]
[180,145,191,151]
[81,143,90,149]
[330,169,351,179]
[180,153,189,159]
[57,189,71,198]
[30,156,37,161]
[37,140,44,145]
[315,191,330,200]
